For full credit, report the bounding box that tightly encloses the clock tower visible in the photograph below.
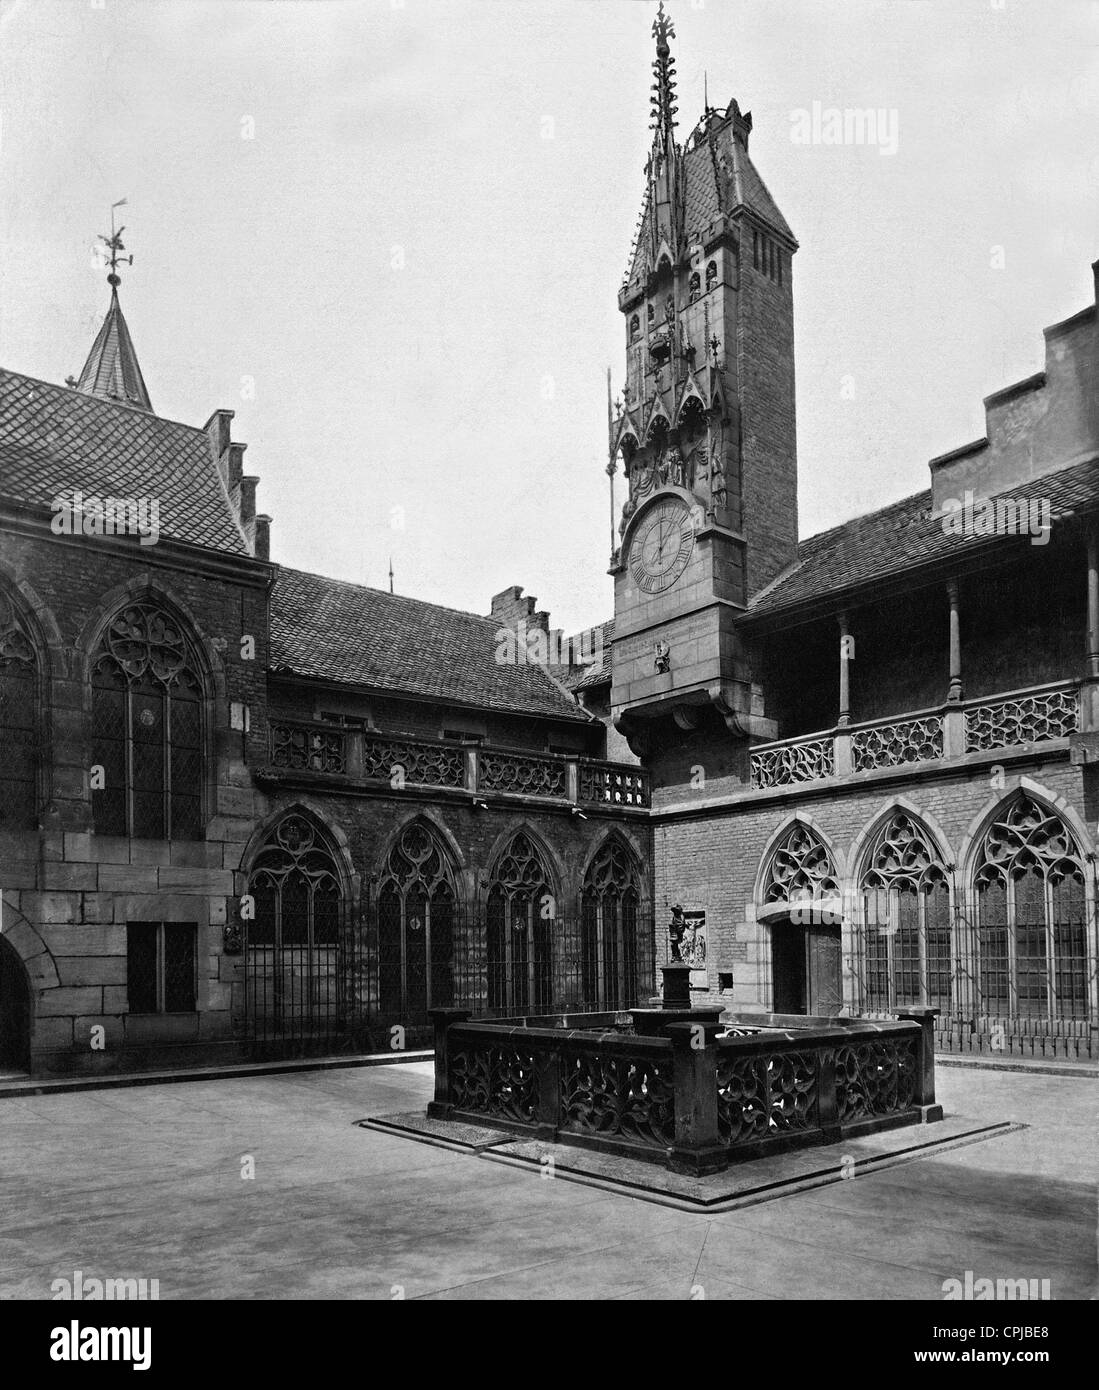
[609,4,797,757]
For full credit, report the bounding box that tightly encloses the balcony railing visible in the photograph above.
[266,721,650,809]
[750,680,1079,790]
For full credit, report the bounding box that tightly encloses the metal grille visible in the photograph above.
[126,921,195,1013]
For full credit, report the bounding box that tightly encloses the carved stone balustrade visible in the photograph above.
[262,721,650,812]
[427,1008,938,1174]
[749,681,1080,792]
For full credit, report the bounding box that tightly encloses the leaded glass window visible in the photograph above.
[91,602,204,839]
[376,820,455,1020]
[974,795,1087,1020]
[860,811,951,1011]
[247,815,343,1034]
[0,588,38,829]
[581,836,642,1009]
[487,830,555,1014]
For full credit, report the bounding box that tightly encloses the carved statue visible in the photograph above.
[668,904,686,963]
[664,293,675,323]
[619,495,636,536]
[667,446,685,488]
[654,639,671,674]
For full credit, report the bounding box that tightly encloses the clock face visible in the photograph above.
[629,498,695,594]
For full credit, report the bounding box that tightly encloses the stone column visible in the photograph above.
[947,579,963,702]
[426,1008,472,1119]
[837,612,851,727]
[895,1006,944,1123]
[1088,532,1099,679]
[665,1021,728,1174]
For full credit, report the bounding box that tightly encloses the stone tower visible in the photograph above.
[610,4,797,753]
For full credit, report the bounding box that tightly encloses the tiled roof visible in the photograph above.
[0,368,250,555]
[628,113,795,283]
[746,455,1099,622]
[75,288,153,412]
[567,620,614,690]
[269,566,593,723]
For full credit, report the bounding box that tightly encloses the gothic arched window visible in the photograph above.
[763,823,838,903]
[705,260,718,291]
[487,831,555,1015]
[629,313,640,343]
[688,270,701,303]
[646,302,655,325]
[581,837,642,1009]
[247,814,343,1035]
[860,812,951,1011]
[0,588,38,830]
[377,821,456,1020]
[974,795,1087,1021]
[91,601,203,839]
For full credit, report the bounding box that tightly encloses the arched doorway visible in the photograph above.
[0,937,31,1072]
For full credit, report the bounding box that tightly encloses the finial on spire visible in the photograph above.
[389,557,394,594]
[649,2,678,148]
[98,198,132,289]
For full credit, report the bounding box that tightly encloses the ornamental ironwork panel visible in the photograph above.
[479,749,567,798]
[362,733,465,788]
[560,1050,675,1149]
[449,1043,538,1123]
[578,760,650,807]
[851,716,943,772]
[376,820,458,1022]
[965,688,1077,752]
[716,1049,818,1146]
[751,736,834,789]
[270,721,346,774]
[834,1039,917,1121]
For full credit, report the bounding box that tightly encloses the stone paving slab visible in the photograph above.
[360,1109,1022,1212]
[0,1060,1094,1300]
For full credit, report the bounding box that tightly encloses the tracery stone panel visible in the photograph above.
[480,750,567,798]
[762,823,838,903]
[559,1050,675,1150]
[751,736,834,789]
[851,716,943,771]
[362,733,464,788]
[965,688,1077,752]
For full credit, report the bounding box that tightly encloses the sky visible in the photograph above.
[1,0,1097,635]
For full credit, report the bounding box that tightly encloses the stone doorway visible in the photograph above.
[0,936,31,1073]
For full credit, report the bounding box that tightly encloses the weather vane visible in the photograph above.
[98,198,132,287]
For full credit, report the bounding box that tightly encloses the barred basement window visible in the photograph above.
[126,922,196,1013]
[377,820,456,1020]
[0,587,38,830]
[581,835,642,1009]
[860,812,951,1012]
[974,795,1087,1021]
[487,830,555,1014]
[91,602,204,840]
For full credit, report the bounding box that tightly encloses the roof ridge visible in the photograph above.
[0,365,208,436]
[275,564,513,630]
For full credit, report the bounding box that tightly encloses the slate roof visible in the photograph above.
[269,566,593,723]
[0,367,250,555]
[628,109,795,284]
[75,288,153,412]
[745,455,1099,623]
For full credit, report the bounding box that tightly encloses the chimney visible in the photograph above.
[239,476,258,527]
[204,409,235,488]
[227,442,247,495]
[489,586,550,635]
[254,514,272,561]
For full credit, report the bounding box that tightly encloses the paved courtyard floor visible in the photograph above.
[0,1061,1095,1300]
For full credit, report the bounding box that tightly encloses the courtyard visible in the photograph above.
[0,1059,1094,1301]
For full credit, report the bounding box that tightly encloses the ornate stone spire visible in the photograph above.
[649,2,679,155]
[71,203,153,413]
